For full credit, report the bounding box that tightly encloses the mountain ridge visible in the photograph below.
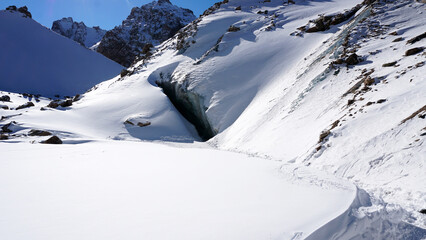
[51,17,106,48]
[96,0,196,67]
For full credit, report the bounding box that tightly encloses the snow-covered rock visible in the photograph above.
[51,17,106,48]
[0,8,123,96]
[96,0,196,67]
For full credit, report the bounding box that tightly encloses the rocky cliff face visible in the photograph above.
[96,0,195,67]
[51,17,106,48]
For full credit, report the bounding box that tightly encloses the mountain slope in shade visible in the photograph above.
[0,9,123,97]
[97,0,196,67]
[51,17,106,48]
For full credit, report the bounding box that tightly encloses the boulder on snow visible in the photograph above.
[60,99,73,108]
[345,53,360,65]
[0,95,11,102]
[47,101,59,108]
[41,136,63,144]
[405,47,424,56]
[318,130,331,143]
[137,121,151,127]
[72,94,81,102]
[0,134,8,140]
[28,129,52,136]
[124,120,135,125]
[228,25,241,32]
[363,76,375,86]
[392,37,404,42]
[1,121,16,133]
[382,61,397,67]
[15,102,34,110]
[406,32,426,45]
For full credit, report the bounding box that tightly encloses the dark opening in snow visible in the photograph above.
[156,81,216,141]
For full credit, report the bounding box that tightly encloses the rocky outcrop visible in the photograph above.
[5,6,32,18]
[97,0,195,67]
[51,17,106,48]
[41,136,63,144]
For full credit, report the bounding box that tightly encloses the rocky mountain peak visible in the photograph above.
[51,17,106,48]
[158,0,172,5]
[96,0,195,67]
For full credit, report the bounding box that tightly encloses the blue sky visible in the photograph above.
[0,0,212,30]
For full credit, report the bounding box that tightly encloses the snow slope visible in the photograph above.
[116,0,425,228]
[1,0,425,238]
[0,141,356,240]
[0,10,123,97]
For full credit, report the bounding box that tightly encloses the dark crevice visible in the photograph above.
[156,81,216,141]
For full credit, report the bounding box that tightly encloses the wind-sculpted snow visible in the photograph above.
[0,10,122,97]
[306,189,426,239]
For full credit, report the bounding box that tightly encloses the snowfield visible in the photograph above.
[0,141,356,240]
[1,0,426,238]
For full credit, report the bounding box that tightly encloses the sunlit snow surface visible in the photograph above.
[0,141,355,240]
[1,0,426,238]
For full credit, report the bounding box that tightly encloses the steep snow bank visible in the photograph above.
[307,189,426,239]
[0,10,122,97]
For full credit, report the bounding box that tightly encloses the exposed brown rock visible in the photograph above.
[405,47,424,56]
[401,105,426,124]
[41,136,63,144]
[382,61,397,67]
[137,121,151,127]
[28,129,52,136]
[16,102,35,110]
[406,32,426,45]
[345,53,360,65]
[228,25,241,32]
